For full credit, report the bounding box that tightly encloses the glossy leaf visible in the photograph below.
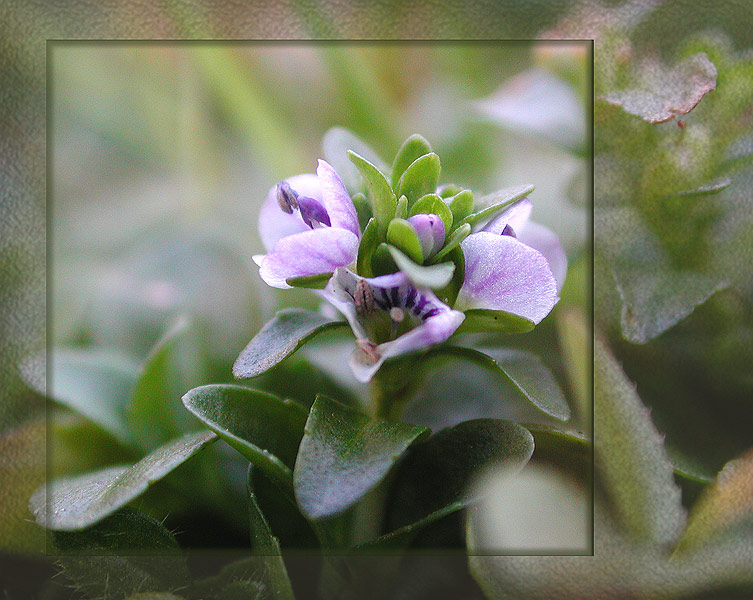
[128,316,204,450]
[386,218,424,264]
[21,348,140,445]
[286,272,333,289]
[423,346,570,421]
[386,246,455,289]
[233,309,347,379]
[386,419,534,531]
[246,466,296,600]
[293,395,429,520]
[456,308,535,334]
[356,217,379,278]
[391,134,432,188]
[182,385,307,488]
[29,430,217,531]
[53,508,189,600]
[594,336,686,545]
[447,190,475,228]
[347,150,396,236]
[395,153,440,208]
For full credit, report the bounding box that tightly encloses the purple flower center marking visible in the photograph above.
[276,181,331,229]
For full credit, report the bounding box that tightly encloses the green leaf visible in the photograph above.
[182,385,307,489]
[386,419,534,531]
[53,508,189,600]
[429,222,471,264]
[395,153,440,208]
[458,184,534,229]
[434,245,465,307]
[322,127,388,194]
[233,309,347,379]
[293,395,429,520]
[347,150,396,236]
[408,193,453,232]
[447,190,474,226]
[371,243,398,277]
[356,217,379,278]
[676,449,753,553]
[128,316,205,451]
[456,308,535,334]
[29,430,217,531]
[424,346,570,421]
[594,336,686,545]
[394,194,408,219]
[21,348,140,445]
[286,272,332,289]
[387,218,424,264]
[246,466,296,600]
[386,246,455,289]
[391,134,432,188]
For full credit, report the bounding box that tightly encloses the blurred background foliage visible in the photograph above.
[1,0,753,599]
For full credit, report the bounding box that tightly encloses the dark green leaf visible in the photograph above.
[371,243,398,276]
[21,348,140,445]
[395,153,441,208]
[356,217,379,278]
[594,336,686,545]
[182,385,307,489]
[347,150,396,237]
[386,419,534,531]
[456,308,535,334]
[422,346,569,421]
[408,193,454,232]
[128,316,205,451]
[286,272,332,289]
[391,134,432,188]
[29,430,217,531]
[53,508,189,600]
[233,309,347,379]
[246,466,296,600]
[387,218,424,264]
[458,184,534,229]
[386,246,455,289]
[293,395,429,520]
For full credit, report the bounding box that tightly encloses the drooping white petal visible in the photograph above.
[317,159,360,236]
[258,228,359,289]
[457,232,559,324]
[258,174,320,252]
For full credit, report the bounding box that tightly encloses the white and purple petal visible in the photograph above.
[258,173,320,252]
[456,232,559,324]
[258,228,359,289]
[317,159,360,236]
[516,221,568,291]
[482,198,533,236]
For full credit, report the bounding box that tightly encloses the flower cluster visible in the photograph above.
[253,135,564,381]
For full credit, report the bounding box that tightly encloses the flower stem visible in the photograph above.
[368,358,416,421]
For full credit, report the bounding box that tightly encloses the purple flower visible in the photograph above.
[322,268,465,382]
[456,198,565,324]
[253,160,360,288]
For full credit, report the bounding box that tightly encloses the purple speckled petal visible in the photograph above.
[258,174,320,252]
[517,221,568,291]
[323,268,464,382]
[407,214,446,259]
[482,198,532,235]
[317,160,360,236]
[258,228,359,289]
[457,232,559,324]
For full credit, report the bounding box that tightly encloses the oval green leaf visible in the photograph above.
[391,134,432,188]
[409,193,453,232]
[347,150,396,236]
[456,308,535,334]
[386,218,424,264]
[459,184,534,229]
[293,395,429,520]
[30,430,217,531]
[233,309,347,379]
[395,152,440,208]
[182,384,308,488]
